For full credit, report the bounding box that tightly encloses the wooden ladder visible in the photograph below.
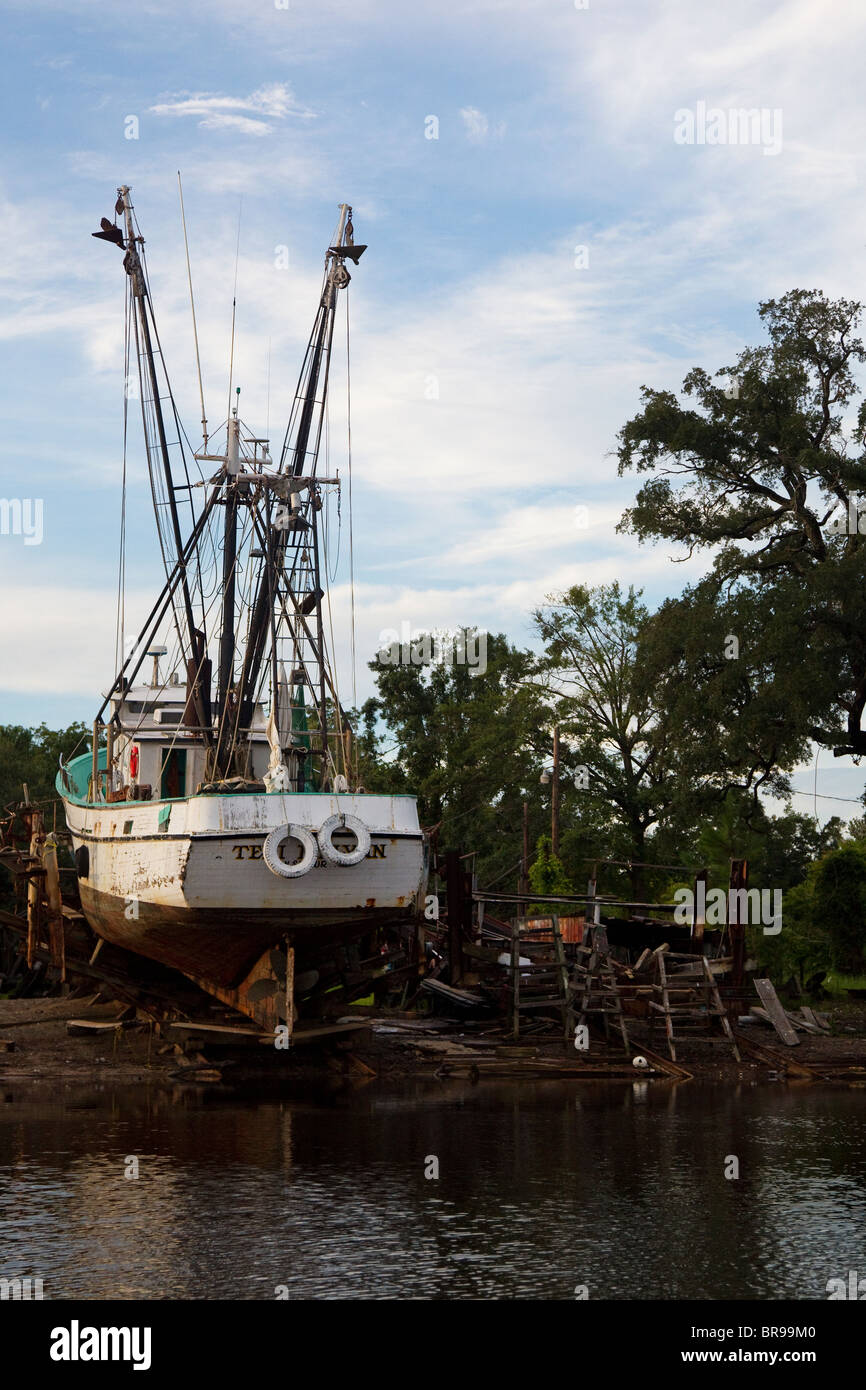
[570,924,630,1054]
[649,951,740,1062]
[509,915,571,1041]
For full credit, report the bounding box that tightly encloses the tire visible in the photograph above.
[262,824,318,878]
[317,813,371,867]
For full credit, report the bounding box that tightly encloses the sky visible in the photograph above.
[1,0,865,823]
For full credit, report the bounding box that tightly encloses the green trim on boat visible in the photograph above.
[56,749,417,809]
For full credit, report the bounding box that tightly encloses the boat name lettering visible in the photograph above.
[231,841,387,863]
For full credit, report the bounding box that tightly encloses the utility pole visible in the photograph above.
[520,799,529,898]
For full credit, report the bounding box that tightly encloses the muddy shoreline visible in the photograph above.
[2,993,866,1090]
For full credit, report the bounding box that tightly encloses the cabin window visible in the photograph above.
[123,820,133,835]
[160,748,187,799]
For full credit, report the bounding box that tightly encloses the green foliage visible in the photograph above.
[750,874,828,990]
[0,722,88,814]
[532,582,682,898]
[528,834,574,909]
[358,629,550,887]
[844,816,866,843]
[812,844,866,974]
[757,839,866,987]
[696,795,842,893]
[617,287,866,759]
[0,722,88,910]
[636,581,834,815]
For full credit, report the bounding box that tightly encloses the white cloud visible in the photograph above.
[459,106,504,142]
[149,82,315,135]
[197,114,275,138]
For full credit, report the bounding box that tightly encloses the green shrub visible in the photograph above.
[812,844,866,974]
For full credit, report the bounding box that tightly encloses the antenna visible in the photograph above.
[266,337,272,444]
[177,171,208,451]
[226,198,243,424]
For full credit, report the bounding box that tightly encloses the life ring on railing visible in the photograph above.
[129,745,139,780]
[263,824,318,878]
[317,813,370,867]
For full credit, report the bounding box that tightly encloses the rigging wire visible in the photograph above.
[177,170,208,452]
[345,288,357,712]
[131,200,210,638]
[321,513,347,781]
[114,276,131,675]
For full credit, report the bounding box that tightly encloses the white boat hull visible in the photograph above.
[61,790,428,986]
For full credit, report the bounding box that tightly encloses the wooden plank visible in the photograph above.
[462,940,505,964]
[169,1021,264,1039]
[799,1006,830,1034]
[280,1021,372,1046]
[733,1029,823,1079]
[421,978,486,1006]
[753,980,800,1046]
[668,958,731,979]
[66,1019,126,1036]
[787,1009,823,1034]
[0,994,101,1029]
[285,945,295,1047]
[633,1044,693,1081]
[751,1006,809,1033]
[341,1053,377,1077]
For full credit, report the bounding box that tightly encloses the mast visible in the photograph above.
[113,186,212,745]
[234,204,363,782]
[213,406,240,775]
[94,190,363,786]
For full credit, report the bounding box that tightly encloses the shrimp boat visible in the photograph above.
[57,187,427,1019]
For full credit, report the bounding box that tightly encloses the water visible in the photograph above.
[1,1078,864,1300]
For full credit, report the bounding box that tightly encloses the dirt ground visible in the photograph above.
[2,991,866,1090]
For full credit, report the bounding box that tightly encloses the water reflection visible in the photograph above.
[0,1080,863,1299]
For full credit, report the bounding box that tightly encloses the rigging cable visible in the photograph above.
[114,276,131,676]
[345,287,357,712]
[178,171,208,452]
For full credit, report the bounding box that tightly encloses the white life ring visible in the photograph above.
[263,824,318,878]
[317,813,370,867]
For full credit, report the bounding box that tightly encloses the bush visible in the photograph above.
[750,877,830,991]
[528,834,574,913]
[812,844,866,975]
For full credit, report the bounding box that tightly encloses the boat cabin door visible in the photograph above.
[160,748,187,800]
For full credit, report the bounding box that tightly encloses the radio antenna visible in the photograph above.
[226,197,243,423]
[177,171,208,451]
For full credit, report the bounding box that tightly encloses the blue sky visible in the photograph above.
[1,0,865,822]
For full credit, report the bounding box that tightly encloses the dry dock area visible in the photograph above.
[2,993,866,1090]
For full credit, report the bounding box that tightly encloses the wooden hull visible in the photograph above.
[62,791,427,987]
